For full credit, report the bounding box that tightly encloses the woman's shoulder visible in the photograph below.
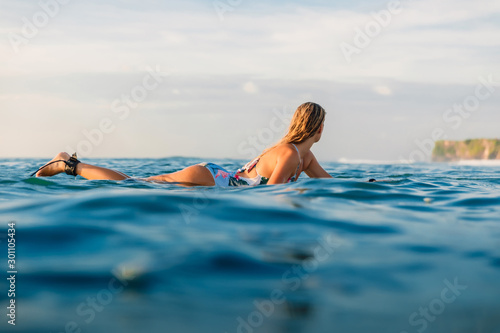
[259,144,299,165]
[271,143,299,157]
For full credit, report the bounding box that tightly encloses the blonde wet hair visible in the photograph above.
[281,102,326,144]
[260,102,326,157]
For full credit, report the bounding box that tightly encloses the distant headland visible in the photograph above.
[432,139,500,162]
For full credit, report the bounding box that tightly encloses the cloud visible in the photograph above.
[243,81,259,94]
[373,85,392,96]
[1,0,499,159]
[1,0,498,84]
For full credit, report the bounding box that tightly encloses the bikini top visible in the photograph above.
[237,143,302,186]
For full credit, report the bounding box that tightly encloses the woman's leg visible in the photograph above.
[35,152,130,180]
[144,165,215,186]
[36,152,215,185]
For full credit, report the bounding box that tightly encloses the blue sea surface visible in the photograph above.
[1,158,500,333]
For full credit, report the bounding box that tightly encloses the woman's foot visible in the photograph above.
[36,152,71,177]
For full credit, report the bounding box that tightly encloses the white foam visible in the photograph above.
[453,160,500,167]
[337,158,412,165]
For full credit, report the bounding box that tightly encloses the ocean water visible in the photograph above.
[1,158,500,333]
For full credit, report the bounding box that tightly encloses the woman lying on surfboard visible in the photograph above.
[32,102,335,186]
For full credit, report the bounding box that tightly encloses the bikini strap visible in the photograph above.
[291,143,301,160]
[240,144,301,181]
[290,144,301,181]
[238,157,260,173]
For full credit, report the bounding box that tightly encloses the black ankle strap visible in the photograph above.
[64,153,81,176]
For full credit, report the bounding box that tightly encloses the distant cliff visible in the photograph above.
[432,139,500,162]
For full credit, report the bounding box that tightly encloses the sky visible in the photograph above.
[1,0,499,162]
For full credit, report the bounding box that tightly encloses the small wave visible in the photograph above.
[337,158,413,165]
[449,197,500,207]
[23,177,57,186]
[453,160,500,166]
[1,158,500,333]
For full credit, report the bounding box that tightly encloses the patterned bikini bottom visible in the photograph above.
[199,163,268,187]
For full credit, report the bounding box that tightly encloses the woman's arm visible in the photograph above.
[304,152,332,178]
